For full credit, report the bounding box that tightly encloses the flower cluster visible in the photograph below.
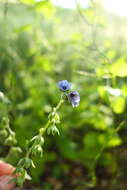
[58,80,80,107]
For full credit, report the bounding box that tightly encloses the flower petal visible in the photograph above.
[58,80,71,91]
[68,91,80,107]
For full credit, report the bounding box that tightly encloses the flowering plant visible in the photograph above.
[13,80,80,186]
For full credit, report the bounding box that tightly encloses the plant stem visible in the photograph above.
[39,98,64,136]
[17,97,65,174]
[55,98,64,111]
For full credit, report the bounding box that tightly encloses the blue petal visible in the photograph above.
[58,80,71,91]
[71,100,80,107]
[68,91,80,107]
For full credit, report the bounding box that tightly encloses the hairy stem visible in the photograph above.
[39,98,64,135]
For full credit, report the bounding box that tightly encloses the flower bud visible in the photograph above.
[36,145,43,157]
[53,113,60,124]
[0,92,4,101]
[2,117,9,125]
[31,145,43,157]
[10,147,22,155]
[10,131,16,138]
[5,136,17,146]
[0,129,8,139]
[15,168,29,186]
[38,136,45,146]
[24,158,35,169]
[39,128,45,135]
[0,117,9,129]
[17,158,35,169]
[30,135,44,146]
[47,125,60,136]
[17,158,26,167]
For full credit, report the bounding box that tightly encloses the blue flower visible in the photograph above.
[58,80,71,91]
[68,91,80,107]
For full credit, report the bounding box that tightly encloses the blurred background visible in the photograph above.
[0,0,127,189]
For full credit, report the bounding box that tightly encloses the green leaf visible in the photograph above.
[20,0,35,5]
[110,58,127,77]
[107,50,115,59]
[111,97,125,114]
[13,24,32,33]
[34,1,55,18]
[108,133,122,147]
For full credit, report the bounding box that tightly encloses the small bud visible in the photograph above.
[47,125,60,136]
[2,117,9,125]
[54,113,60,124]
[0,117,9,129]
[39,136,45,146]
[30,135,44,146]
[52,111,55,116]
[31,145,43,157]
[0,92,10,104]
[17,157,35,169]
[39,128,45,135]
[36,145,43,157]
[16,169,30,187]
[10,131,16,138]
[17,158,26,168]
[24,158,35,169]
[0,92,4,100]
[0,129,8,139]
[5,136,17,146]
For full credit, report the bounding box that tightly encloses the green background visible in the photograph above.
[0,0,127,189]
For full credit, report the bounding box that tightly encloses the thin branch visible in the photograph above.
[74,0,111,64]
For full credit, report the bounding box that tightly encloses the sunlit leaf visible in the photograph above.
[108,133,122,147]
[13,24,32,33]
[36,56,53,71]
[20,0,35,5]
[34,1,55,18]
[107,50,115,59]
[71,33,82,41]
[122,85,127,97]
[111,97,125,114]
[110,58,127,77]
[98,86,109,101]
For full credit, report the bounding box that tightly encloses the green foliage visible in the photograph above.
[0,0,127,189]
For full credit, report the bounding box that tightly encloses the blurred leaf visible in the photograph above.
[108,133,122,147]
[110,58,127,77]
[34,1,55,18]
[83,132,101,148]
[98,86,109,101]
[107,50,116,59]
[13,24,32,33]
[36,56,53,71]
[111,96,125,114]
[20,0,35,5]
